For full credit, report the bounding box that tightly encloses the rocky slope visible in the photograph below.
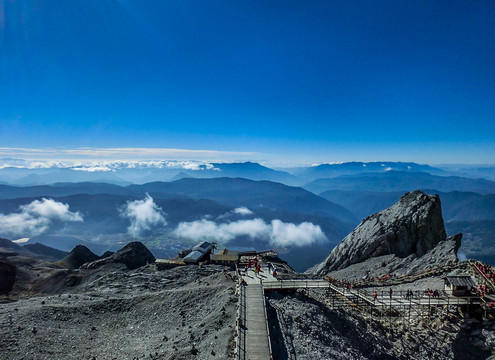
[0,239,237,360]
[267,290,495,360]
[0,264,237,360]
[310,190,459,274]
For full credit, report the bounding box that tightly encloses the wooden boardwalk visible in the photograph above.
[236,267,273,360]
[245,284,271,360]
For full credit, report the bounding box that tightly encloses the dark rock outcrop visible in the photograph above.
[100,251,114,259]
[83,242,155,270]
[311,190,459,274]
[0,259,16,295]
[60,245,100,269]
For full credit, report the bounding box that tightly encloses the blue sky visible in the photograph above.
[1,1,494,166]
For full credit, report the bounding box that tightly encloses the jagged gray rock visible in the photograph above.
[310,190,457,274]
[82,242,155,270]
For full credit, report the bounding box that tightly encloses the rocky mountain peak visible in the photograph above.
[60,245,100,269]
[311,190,453,274]
[83,241,155,270]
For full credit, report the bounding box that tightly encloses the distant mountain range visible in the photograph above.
[0,178,357,224]
[319,189,495,223]
[1,161,495,268]
[294,161,446,181]
[0,161,299,186]
[0,178,356,271]
[2,160,495,186]
[0,238,67,261]
[128,177,357,224]
[305,171,495,195]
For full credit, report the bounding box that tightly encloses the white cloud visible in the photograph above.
[175,219,223,241]
[175,218,270,243]
[0,198,83,237]
[216,207,254,220]
[0,212,51,237]
[223,219,271,239]
[120,194,166,236]
[72,166,115,172]
[233,207,254,216]
[270,220,327,247]
[311,162,344,167]
[174,218,326,247]
[21,198,83,222]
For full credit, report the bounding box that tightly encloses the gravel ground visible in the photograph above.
[0,264,237,360]
[266,291,395,360]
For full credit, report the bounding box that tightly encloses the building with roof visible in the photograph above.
[210,249,239,267]
[183,241,213,264]
[444,276,476,296]
[193,241,213,254]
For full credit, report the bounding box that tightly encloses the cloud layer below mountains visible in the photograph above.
[0,158,221,172]
[0,147,255,165]
[120,194,166,236]
[175,218,327,247]
[0,198,83,237]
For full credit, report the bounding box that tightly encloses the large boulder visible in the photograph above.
[83,242,155,270]
[60,245,100,269]
[310,190,455,274]
[0,259,16,295]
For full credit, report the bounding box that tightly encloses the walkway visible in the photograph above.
[235,265,479,359]
[237,266,273,360]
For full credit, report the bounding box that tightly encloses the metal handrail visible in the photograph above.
[261,287,274,360]
[234,264,246,360]
[469,260,495,291]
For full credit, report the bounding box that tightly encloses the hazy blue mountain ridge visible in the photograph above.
[319,189,495,223]
[295,161,445,181]
[0,238,68,261]
[2,161,495,187]
[128,177,357,224]
[305,171,495,195]
[0,161,301,186]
